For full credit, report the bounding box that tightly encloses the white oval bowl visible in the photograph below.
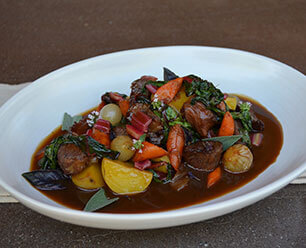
[0,46,305,229]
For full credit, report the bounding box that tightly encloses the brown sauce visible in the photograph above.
[30,96,283,213]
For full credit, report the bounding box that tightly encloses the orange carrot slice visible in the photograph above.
[167,124,185,171]
[91,128,110,148]
[153,77,183,104]
[119,99,129,117]
[218,111,235,136]
[133,141,168,162]
[207,167,222,188]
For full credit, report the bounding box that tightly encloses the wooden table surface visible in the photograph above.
[0,1,305,247]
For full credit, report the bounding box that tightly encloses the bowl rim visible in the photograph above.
[0,45,305,225]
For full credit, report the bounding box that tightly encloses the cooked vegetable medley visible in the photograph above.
[23,68,283,213]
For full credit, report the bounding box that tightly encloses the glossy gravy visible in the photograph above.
[30,96,283,213]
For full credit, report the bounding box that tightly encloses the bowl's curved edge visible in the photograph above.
[0,45,305,229]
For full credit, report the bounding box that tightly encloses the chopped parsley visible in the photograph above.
[184,75,224,108]
[133,134,146,150]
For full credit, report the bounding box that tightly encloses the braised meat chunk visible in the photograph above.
[183,141,223,172]
[250,110,265,132]
[57,143,88,175]
[182,101,217,137]
[129,76,157,105]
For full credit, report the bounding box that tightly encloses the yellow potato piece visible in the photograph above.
[72,163,104,190]
[152,155,170,163]
[101,158,153,195]
[225,97,238,111]
[155,164,168,174]
[169,87,191,112]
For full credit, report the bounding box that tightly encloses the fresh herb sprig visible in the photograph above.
[133,134,146,150]
[149,164,174,184]
[164,106,192,129]
[231,102,252,131]
[40,134,119,170]
[184,75,224,108]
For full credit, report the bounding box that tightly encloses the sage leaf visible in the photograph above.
[62,112,82,131]
[163,67,178,81]
[22,170,69,190]
[202,135,242,151]
[84,188,119,212]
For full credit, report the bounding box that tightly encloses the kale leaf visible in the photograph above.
[40,134,119,170]
[184,75,224,108]
[231,102,252,131]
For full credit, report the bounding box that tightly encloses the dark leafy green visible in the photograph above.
[22,170,69,190]
[84,136,119,159]
[163,67,178,81]
[184,75,224,109]
[239,128,251,146]
[164,106,192,129]
[202,135,242,151]
[148,164,174,184]
[40,134,119,170]
[84,188,119,212]
[62,112,82,131]
[42,136,68,170]
[231,102,252,131]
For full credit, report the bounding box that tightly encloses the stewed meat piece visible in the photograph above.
[250,110,265,132]
[182,101,217,137]
[129,76,157,106]
[57,143,88,175]
[183,141,223,172]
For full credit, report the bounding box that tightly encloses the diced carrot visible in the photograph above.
[207,167,222,188]
[153,77,183,104]
[133,141,168,162]
[166,124,185,171]
[90,128,110,148]
[118,99,129,117]
[218,111,235,136]
[96,101,106,112]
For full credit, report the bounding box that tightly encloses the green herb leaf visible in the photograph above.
[22,170,69,191]
[85,136,119,160]
[40,134,119,170]
[239,128,251,146]
[62,112,82,131]
[84,188,119,212]
[133,134,146,150]
[184,76,224,110]
[148,164,174,184]
[165,106,178,120]
[231,102,252,131]
[165,106,192,129]
[151,99,164,111]
[202,135,242,151]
